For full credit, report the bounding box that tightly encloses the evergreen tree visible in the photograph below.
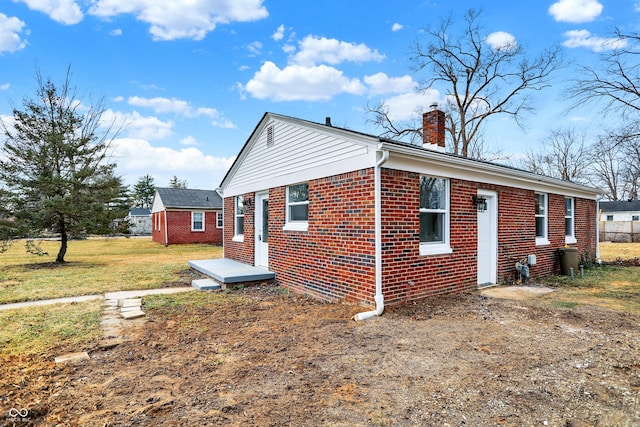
[133,174,156,208]
[169,175,188,189]
[0,69,124,263]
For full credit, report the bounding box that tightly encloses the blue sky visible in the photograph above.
[0,0,637,189]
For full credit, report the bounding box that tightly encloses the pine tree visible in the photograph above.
[0,69,125,263]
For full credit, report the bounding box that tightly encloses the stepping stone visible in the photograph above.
[122,298,142,308]
[120,306,142,313]
[121,309,145,320]
[192,278,222,291]
[55,352,90,364]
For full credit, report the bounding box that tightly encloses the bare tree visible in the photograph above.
[368,9,563,158]
[569,29,640,117]
[589,134,625,201]
[520,129,591,185]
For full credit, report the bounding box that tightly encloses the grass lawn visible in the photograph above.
[0,237,221,304]
[599,241,640,262]
[1,239,638,358]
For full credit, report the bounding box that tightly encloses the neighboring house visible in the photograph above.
[151,187,223,246]
[599,200,640,242]
[217,111,601,310]
[125,207,151,235]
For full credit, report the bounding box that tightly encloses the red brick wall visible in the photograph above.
[269,170,377,303]
[151,210,222,245]
[223,167,597,306]
[223,195,255,265]
[380,171,478,304]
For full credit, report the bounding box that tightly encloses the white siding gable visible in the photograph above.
[223,115,375,196]
[150,191,165,213]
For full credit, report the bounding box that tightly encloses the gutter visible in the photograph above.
[353,149,389,321]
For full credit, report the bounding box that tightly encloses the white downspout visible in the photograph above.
[163,208,169,247]
[354,149,389,321]
[596,196,601,263]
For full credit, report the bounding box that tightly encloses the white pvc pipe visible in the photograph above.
[354,149,389,321]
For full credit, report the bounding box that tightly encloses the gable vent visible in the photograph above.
[266,125,274,146]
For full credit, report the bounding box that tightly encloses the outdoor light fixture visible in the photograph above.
[472,195,487,212]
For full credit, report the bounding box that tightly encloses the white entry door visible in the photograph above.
[477,190,497,286]
[255,192,269,268]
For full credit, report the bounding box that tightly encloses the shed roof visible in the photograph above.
[129,207,151,216]
[155,187,222,209]
[600,200,640,212]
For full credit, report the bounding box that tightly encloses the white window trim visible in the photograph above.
[233,196,245,242]
[191,211,204,232]
[284,183,309,232]
[565,197,577,244]
[216,211,223,229]
[535,193,549,246]
[419,177,452,256]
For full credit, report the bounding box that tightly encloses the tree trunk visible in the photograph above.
[56,225,68,263]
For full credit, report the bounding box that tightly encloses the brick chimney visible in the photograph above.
[422,104,445,152]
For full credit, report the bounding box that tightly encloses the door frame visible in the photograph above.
[477,189,498,286]
[254,191,269,268]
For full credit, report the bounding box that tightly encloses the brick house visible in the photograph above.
[151,187,223,246]
[217,111,601,317]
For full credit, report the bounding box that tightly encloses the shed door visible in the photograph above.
[255,192,269,268]
[477,191,497,286]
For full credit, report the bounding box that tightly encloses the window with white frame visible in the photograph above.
[284,183,309,231]
[633,215,639,221]
[216,211,223,228]
[234,196,245,239]
[535,193,549,245]
[606,215,613,221]
[565,197,576,243]
[419,176,451,255]
[192,211,204,231]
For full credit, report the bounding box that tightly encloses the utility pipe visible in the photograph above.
[354,149,389,321]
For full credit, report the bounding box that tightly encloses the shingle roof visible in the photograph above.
[600,200,640,212]
[129,207,151,216]
[156,187,222,209]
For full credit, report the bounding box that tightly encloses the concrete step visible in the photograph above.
[192,278,222,291]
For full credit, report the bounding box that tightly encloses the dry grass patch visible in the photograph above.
[599,241,640,262]
[0,238,221,304]
[0,300,102,357]
[538,265,640,314]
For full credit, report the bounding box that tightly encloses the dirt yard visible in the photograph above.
[2,283,639,426]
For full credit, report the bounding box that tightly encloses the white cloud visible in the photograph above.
[0,83,9,90]
[110,28,123,36]
[391,23,403,32]
[127,96,235,128]
[291,35,385,66]
[244,61,366,101]
[562,29,628,52]
[0,13,28,54]
[380,90,441,121]
[485,31,517,51]
[88,0,268,41]
[16,0,83,25]
[180,135,199,145]
[102,109,174,140]
[364,73,416,96]
[548,0,603,23]
[272,24,285,41]
[246,41,263,56]
[111,137,235,188]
